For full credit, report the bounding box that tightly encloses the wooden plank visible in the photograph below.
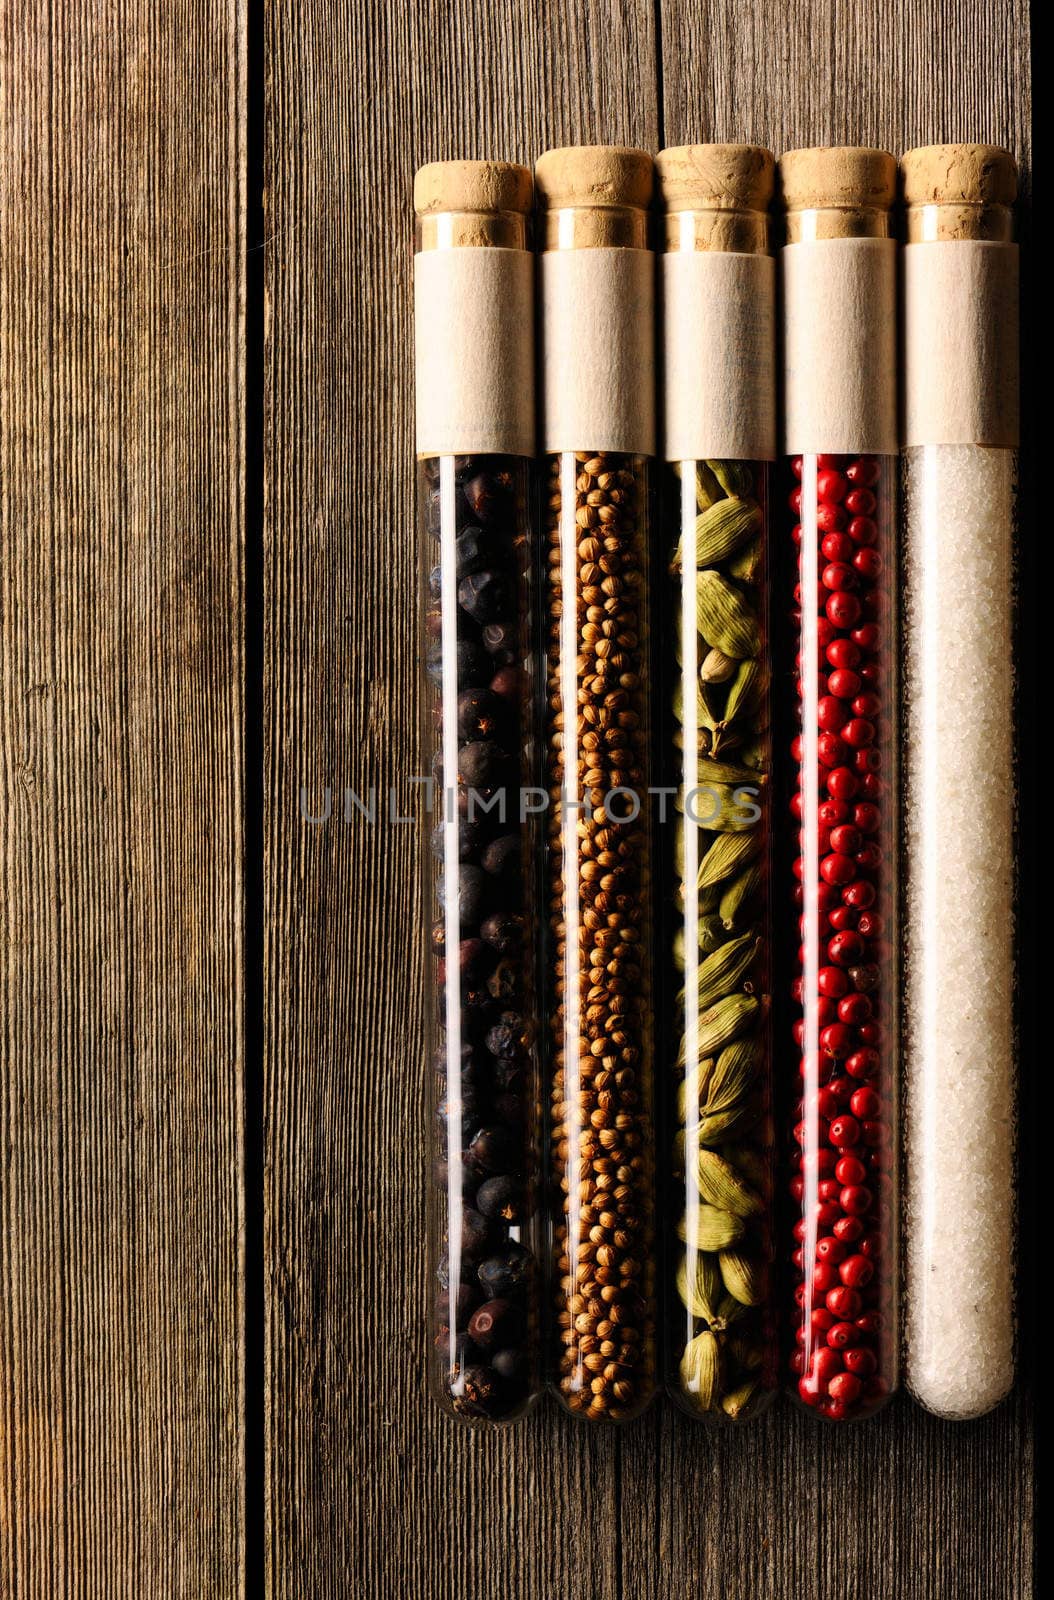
[263,2,658,1596]
[0,5,247,1596]
[644,4,1034,1598]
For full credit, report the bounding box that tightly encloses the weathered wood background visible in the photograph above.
[1,1,1032,1596]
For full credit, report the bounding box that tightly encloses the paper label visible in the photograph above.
[541,249,655,456]
[782,237,897,457]
[414,248,534,458]
[662,251,776,462]
[904,241,1019,448]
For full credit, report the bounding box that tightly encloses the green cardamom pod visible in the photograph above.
[685,496,762,569]
[695,570,761,660]
[706,460,756,498]
[697,828,761,890]
[719,861,763,930]
[721,1375,761,1420]
[693,461,724,510]
[693,756,768,787]
[698,1088,766,1144]
[679,930,759,1011]
[718,1246,767,1306]
[723,657,769,726]
[677,992,760,1063]
[676,1203,746,1252]
[687,781,760,834]
[704,1036,762,1116]
[720,1141,770,1192]
[679,1328,722,1411]
[700,645,737,684]
[727,533,763,585]
[695,1147,764,1218]
[676,1249,724,1323]
[737,735,769,772]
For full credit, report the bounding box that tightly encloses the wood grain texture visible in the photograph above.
[265,2,1032,1597]
[0,4,247,1597]
[651,8,1034,1599]
[264,2,657,1595]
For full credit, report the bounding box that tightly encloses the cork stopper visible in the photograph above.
[657,144,773,253]
[414,160,533,250]
[780,147,896,240]
[535,145,653,249]
[902,144,1016,241]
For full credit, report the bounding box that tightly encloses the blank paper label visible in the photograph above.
[414,248,535,458]
[904,241,1019,448]
[662,251,776,463]
[541,248,656,456]
[783,237,897,457]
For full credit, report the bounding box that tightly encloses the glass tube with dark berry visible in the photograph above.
[656,145,779,1423]
[415,162,542,1422]
[535,146,658,1423]
[780,149,900,1421]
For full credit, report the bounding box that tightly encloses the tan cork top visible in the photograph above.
[780,147,896,239]
[657,144,773,252]
[902,144,1016,241]
[534,146,654,211]
[657,145,774,211]
[413,160,533,218]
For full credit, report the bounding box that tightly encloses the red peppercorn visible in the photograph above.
[856,1310,883,1336]
[852,691,881,718]
[819,1023,854,1060]
[829,824,861,856]
[828,906,857,932]
[789,486,802,514]
[850,1087,880,1119]
[820,852,855,886]
[816,1236,847,1265]
[818,732,846,767]
[828,668,862,700]
[845,1047,879,1081]
[847,515,878,545]
[839,1254,873,1289]
[853,802,880,833]
[837,993,872,1026]
[826,1286,861,1319]
[828,1371,862,1406]
[822,532,854,563]
[842,717,875,748]
[835,1155,867,1185]
[811,1260,835,1294]
[840,1184,872,1215]
[816,469,847,503]
[828,931,865,967]
[827,1320,858,1350]
[827,767,858,801]
[827,639,861,670]
[828,1114,860,1147]
[851,622,880,651]
[844,1346,877,1377]
[853,547,883,579]
[823,561,856,591]
[811,1306,836,1332]
[816,502,847,534]
[843,879,876,910]
[818,798,848,826]
[818,694,847,731]
[847,456,880,487]
[844,487,876,516]
[826,591,861,629]
[816,1087,841,1119]
[833,1215,864,1243]
[853,747,881,774]
[816,1147,837,1174]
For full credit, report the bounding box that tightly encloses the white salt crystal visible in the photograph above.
[903,444,1017,1419]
